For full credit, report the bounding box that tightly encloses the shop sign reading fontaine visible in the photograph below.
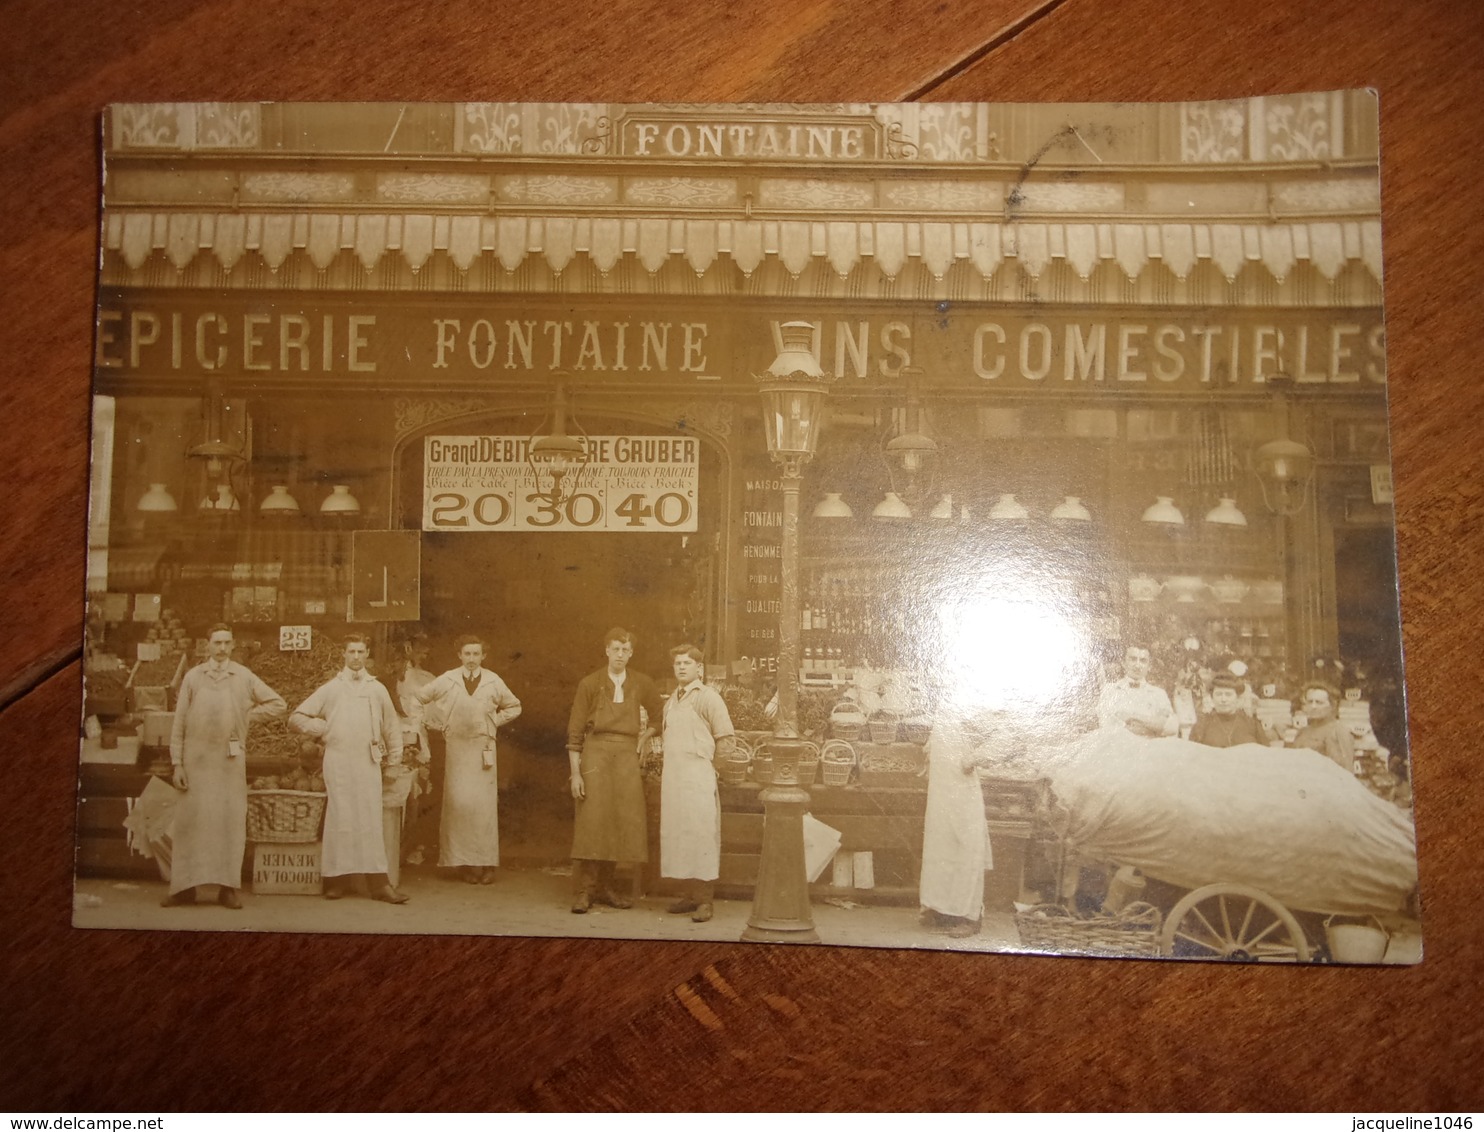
[95,295,1385,393]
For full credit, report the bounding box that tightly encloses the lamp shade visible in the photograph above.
[529,432,587,476]
[1254,438,1314,485]
[320,484,361,514]
[988,493,1029,520]
[259,485,301,514]
[1050,495,1092,521]
[1204,496,1248,526]
[1141,496,1185,525]
[928,493,955,520]
[199,484,240,511]
[137,483,178,513]
[755,321,834,459]
[812,492,853,519]
[885,430,938,476]
[872,491,912,520]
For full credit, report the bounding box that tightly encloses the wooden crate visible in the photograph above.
[251,842,323,895]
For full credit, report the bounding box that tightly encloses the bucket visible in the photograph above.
[1325,915,1389,964]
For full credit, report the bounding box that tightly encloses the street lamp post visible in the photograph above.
[742,321,834,944]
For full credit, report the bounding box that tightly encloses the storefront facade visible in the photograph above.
[83,100,1402,883]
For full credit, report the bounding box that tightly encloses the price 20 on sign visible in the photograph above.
[423,435,699,533]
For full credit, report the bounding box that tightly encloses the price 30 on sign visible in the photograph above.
[423,435,699,533]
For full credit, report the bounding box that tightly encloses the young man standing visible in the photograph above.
[565,627,664,913]
[416,635,521,884]
[163,624,286,909]
[291,634,409,904]
[659,644,735,924]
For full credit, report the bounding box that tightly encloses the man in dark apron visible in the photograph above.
[566,628,665,913]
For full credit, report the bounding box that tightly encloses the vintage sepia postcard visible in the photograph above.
[75,97,1420,963]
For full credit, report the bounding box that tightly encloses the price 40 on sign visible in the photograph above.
[423,435,700,533]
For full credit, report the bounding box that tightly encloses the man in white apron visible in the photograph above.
[415,635,521,883]
[291,634,409,904]
[163,624,286,909]
[659,644,735,923]
[919,715,997,939]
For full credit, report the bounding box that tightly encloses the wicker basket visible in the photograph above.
[717,748,751,787]
[819,739,857,787]
[868,709,899,745]
[797,745,820,787]
[1013,901,1163,958]
[246,789,327,843]
[901,716,932,745]
[828,700,867,741]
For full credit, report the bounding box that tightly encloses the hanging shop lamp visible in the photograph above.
[319,484,361,514]
[1050,495,1092,522]
[1141,496,1185,525]
[988,493,1030,521]
[1204,495,1248,526]
[872,491,912,520]
[259,485,302,514]
[136,483,178,513]
[812,492,853,519]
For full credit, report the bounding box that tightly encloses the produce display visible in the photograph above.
[243,634,349,762]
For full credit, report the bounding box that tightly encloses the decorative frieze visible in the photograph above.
[880,180,1003,211]
[1180,100,1247,163]
[1262,93,1334,161]
[1010,182,1126,212]
[760,180,875,210]
[242,173,355,203]
[395,398,495,442]
[377,174,489,204]
[624,178,738,208]
[497,176,618,205]
[1272,179,1379,213]
[457,102,608,155]
[114,102,262,150]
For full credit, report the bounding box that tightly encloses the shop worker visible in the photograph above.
[918,712,999,939]
[566,627,664,914]
[1287,682,1356,773]
[290,633,409,904]
[415,635,522,885]
[659,644,736,924]
[162,624,287,910]
[1096,644,1179,738]
[1188,673,1269,749]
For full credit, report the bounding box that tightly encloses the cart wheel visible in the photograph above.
[1159,883,1312,962]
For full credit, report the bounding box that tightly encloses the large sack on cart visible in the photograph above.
[1042,730,1417,916]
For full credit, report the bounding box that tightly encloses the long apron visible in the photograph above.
[170,673,247,894]
[660,692,721,882]
[573,731,648,862]
[440,688,501,867]
[918,724,993,920]
[320,684,390,878]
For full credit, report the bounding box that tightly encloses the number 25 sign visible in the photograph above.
[422,435,699,533]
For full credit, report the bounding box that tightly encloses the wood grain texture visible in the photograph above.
[2,0,1482,1112]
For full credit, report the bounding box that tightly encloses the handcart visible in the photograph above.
[1014,729,1420,963]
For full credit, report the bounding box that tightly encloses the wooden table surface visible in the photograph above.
[3,0,1482,1112]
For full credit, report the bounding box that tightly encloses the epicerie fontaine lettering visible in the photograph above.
[96,310,378,373]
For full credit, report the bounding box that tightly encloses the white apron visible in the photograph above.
[439,677,502,867]
[316,679,391,878]
[660,688,721,882]
[918,722,993,920]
